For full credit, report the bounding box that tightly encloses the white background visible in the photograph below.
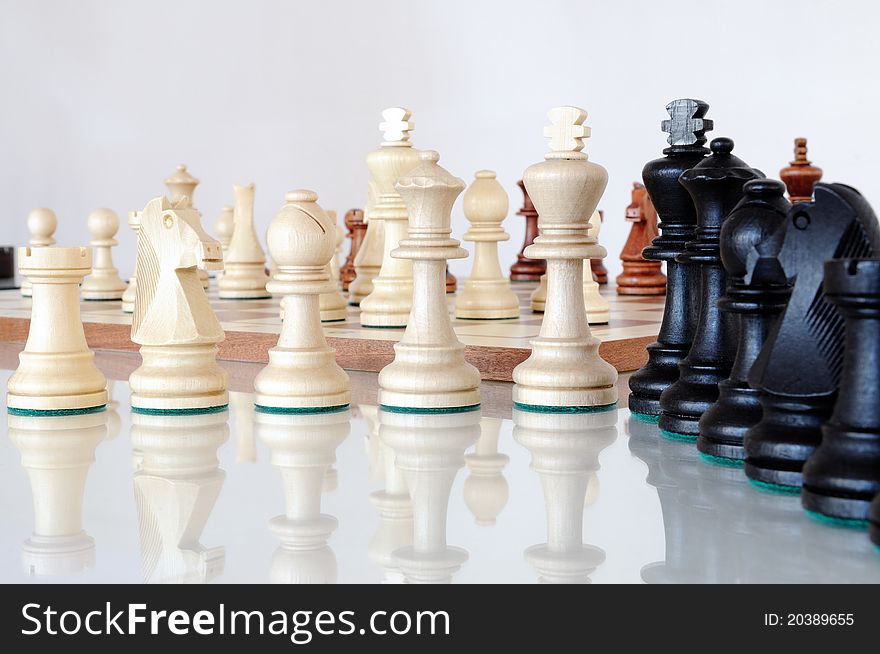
[2,0,878,281]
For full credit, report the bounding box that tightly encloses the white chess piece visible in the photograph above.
[582,210,610,323]
[455,171,520,320]
[359,108,420,327]
[164,165,209,290]
[318,209,347,322]
[132,410,228,583]
[81,208,127,301]
[253,190,350,412]
[218,183,270,299]
[530,272,547,312]
[512,106,618,411]
[21,208,57,297]
[255,409,350,584]
[378,151,481,411]
[514,407,617,583]
[7,246,108,414]
[463,417,510,526]
[121,210,141,313]
[348,181,383,306]
[9,411,108,577]
[214,205,234,281]
[128,197,227,413]
[380,408,479,583]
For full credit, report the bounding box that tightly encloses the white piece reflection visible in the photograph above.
[380,408,480,584]
[9,410,109,577]
[464,416,510,527]
[132,410,229,584]
[514,408,618,584]
[255,408,351,584]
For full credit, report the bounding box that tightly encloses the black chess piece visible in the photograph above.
[801,258,880,522]
[0,246,15,290]
[697,180,792,463]
[628,99,712,419]
[870,492,880,547]
[658,138,762,440]
[745,184,880,490]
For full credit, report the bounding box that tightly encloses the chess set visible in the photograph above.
[2,99,879,552]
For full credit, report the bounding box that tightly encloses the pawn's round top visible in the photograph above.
[475,170,496,179]
[27,208,58,240]
[87,208,120,240]
[268,190,335,268]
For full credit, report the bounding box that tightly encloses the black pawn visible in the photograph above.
[658,138,761,440]
[746,184,880,490]
[870,493,880,547]
[801,258,880,522]
[697,179,791,462]
[629,99,711,419]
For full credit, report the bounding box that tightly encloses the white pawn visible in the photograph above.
[359,108,421,327]
[81,209,127,301]
[512,106,618,411]
[21,208,57,297]
[582,210,611,324]
[454,171,520,320]
[214,205,234,280]
[164,164,209,290]
[319,209,347,322]
[121,210,140,313]
[8,247,108,414]
[378,151,481,411]
[254,190,350,412]
[348,181,383,306]
[219,183,270,299]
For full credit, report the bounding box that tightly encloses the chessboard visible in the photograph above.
[0,282,662,382]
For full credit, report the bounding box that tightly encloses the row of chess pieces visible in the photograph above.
[622,99,880,548]
[7,104,624,420]
[5,102,880,550]
[11,396,875,583]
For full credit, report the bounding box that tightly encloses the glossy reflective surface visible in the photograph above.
[0,357,878,584]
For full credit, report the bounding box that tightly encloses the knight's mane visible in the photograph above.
[132,197,164,337]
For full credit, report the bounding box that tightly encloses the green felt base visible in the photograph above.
[8,404,106,417]
[131,404,228,416]
[456,316,518,321]
[83,297,122,302]
[362,324,406,329]
[748,478,800,495]
[699,451,745,468]
[320,319,346,323]
[379,404,481,415]
[630,411,660,424]
[255,403,349,415]
[348,302,360,307]
[805,510,868,530]
[220,295,271,300]
[514,401,617,414]
[660,429,697,443]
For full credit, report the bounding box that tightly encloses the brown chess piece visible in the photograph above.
[446,265,457,293]
[780,138,822,202]
[617,183,667,295]
[590,209,608,284]
[340,208,365,291]
[509,180,545,281]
